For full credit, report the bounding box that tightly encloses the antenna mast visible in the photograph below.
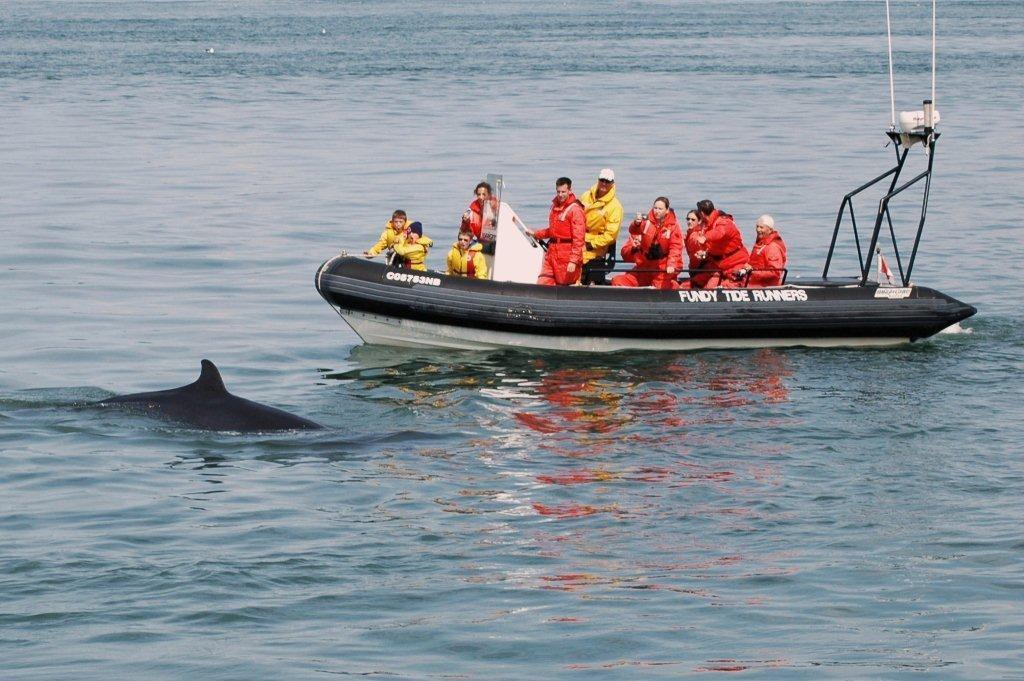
[930,0,937,131]
[885,0,896,128]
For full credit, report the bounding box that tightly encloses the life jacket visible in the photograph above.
[461,198,498,240]
[746,231,788,286]
[392,235,433,271]
[544,193,584,240]
[446,242,487,279]
[703,209,748,272]
[536,192,586,265]
[624,209,683,268]
[367,219,411,257]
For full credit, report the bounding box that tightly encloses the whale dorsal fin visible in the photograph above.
[194,359,228,394]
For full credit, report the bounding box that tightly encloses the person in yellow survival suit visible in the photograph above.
[391,221,433,271]
[446,229,489,279]
[578,168,623,285]
[364,209,412,257]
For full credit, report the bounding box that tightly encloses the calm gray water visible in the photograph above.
[2,1,1022,678]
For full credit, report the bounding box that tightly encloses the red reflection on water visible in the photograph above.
[518,351,793,441]
[697,350,792,406]
[514,412,561,433]
[501,355,798,606]
[749,349,792,403]
[628,390,680,414]
[514,410,621,435]
[514,366,627,441]
[532,502,604,518]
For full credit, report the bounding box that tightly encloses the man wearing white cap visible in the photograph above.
[577,168,623,285]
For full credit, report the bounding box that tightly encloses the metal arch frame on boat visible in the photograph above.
[822,126,939,288]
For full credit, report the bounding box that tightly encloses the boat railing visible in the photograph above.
[822,124,938,288]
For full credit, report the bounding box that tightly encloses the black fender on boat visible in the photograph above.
[316,256,976,343]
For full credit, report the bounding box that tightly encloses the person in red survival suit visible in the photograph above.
[610,196,683,289]
[679,209,714,290]
[730,214,788,287]
[530,177,586,286]
[692,199,749,288]
[460,181,497,241]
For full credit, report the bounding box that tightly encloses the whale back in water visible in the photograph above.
[99,360,322,432]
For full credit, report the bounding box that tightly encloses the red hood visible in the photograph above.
[647,208,680,230]
[705,209,730,227]
[756,230,786,260]
[552,192,579,209]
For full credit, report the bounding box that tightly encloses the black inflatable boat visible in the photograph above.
[315,256,974,352]
[315,124,975,352]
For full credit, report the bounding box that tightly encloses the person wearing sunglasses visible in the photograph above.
[680,209,714,290]
[446,228,489,279]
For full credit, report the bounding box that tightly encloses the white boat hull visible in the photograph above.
[334,308,910,352]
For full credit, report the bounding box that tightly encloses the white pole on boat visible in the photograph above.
[930,0,937,123]
[885,0,896,129]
